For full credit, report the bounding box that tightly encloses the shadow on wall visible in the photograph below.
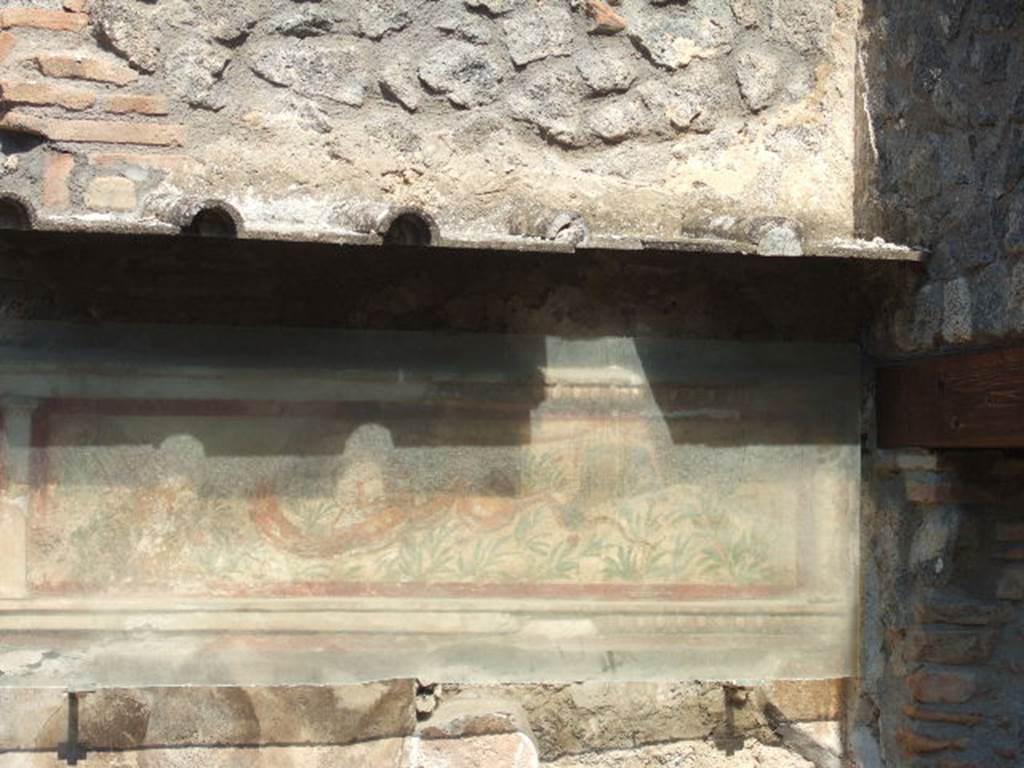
[857,0,1024,351]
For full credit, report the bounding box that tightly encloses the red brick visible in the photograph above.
[996,565,1024,600]
[0,31,17,63]
[36,53,137,86]
[907,668,977,704]
[105,94,170,116]
[896,729,967,755]
[996,545,1024,560]
[42,152,75,210]
[917,589,1013,626]
[89,152,203,175]
[0,79,95,111]
[908,628,996,665]
[0,8,88,32]
[902,704,984,725]
[996,523,1024,542]
[0,111,186,146]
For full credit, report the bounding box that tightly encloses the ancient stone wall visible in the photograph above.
[860,0,1024,353]
[0,0,864,250]
[857,448,1024,767]
[0,232,901,767]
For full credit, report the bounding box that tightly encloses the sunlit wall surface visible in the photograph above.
[0,325,860,686]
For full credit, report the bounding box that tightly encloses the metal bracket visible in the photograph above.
[57,687,94,765]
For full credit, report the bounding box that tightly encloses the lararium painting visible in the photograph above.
[0,325,860,685]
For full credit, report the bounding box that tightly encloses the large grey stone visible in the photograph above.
[359,0,414,40]
[1008,258,1024,333]
[730,0,759,28]
[167,43,232,112]
[910,507,960,572]
[249,41,366,108]
[466,0,518,15]
[508,67,586,147]
[586,98,642,143]
[1007,194,1024,256]
[909,282,942,349]
[380,62,422,112]
[768,0,835,53]
[637,80,709,133]
[436,14,493,44]
[502,6,574,67]
[736,50,780,112]
[942,277,973,343]
[272,8,335,38]
[92,0,161,72]
[419,42,503,108]
[970,260,1008,338]
[576,50,635,95]
[666,91,705,130]
[628,2,735,70]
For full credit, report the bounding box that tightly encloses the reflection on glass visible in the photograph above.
[0,326,860,686]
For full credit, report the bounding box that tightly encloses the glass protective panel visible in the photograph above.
[0,324,860,686]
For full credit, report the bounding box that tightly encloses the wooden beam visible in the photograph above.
[877,346,1024,449]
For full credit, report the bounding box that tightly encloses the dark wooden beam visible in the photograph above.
[877,346,1024,449]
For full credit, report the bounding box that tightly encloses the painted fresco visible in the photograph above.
[0,332,860,684]
[28,391,812,599]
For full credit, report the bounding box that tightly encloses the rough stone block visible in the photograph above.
[907,668,977,704]
[417,42,501,108]
[1008,258,1024,332]
[576,50,635,95]
[909,282,943,349]
[42,152,75,210]
[996,565,1024,600]
[909,506,959,570]
[0,79,96,111]
[84,176,137,211]
[1007,195,1024,257]
[36,53,138,86]
[970,261,1008,338]
[0,8,88,32]
[64,0,90,12]
[917,589,1013,626]
[942,277,973,344]
[907,628,996,665]
[736,50,781,112]
[0,111,186,146]
[379,62,421,112]
[501,6,573,67]
[106,94,170,116]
